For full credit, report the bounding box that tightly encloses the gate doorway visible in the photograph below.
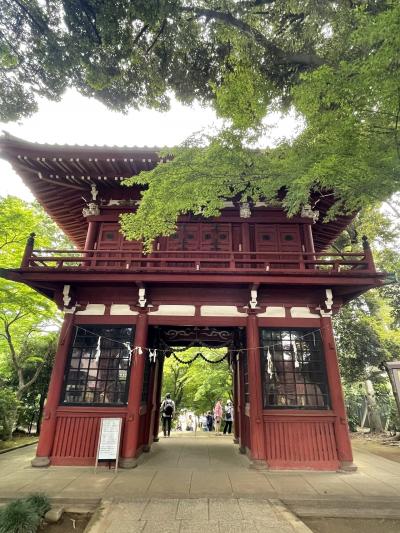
[142,326,247,456]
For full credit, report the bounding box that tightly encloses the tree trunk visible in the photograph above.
[364,380,384,432]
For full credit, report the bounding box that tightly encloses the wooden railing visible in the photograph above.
[20,241,376,275]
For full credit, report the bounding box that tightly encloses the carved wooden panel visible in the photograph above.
[255,225,278,253]
[277,224,302,252]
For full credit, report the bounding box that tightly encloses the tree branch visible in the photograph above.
[181,6,324,67]
[146,19,167,53]
[132,23,149,46]
[18,361,44,397]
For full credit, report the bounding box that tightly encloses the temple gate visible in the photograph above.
[0,134,387,470]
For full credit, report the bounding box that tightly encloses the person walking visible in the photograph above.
[214,399,223,435]
[160,393,175,437]
[206,411,213,432]
[223,400,233,435]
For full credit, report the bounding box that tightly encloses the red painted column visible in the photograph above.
[246,312,266,465]
[304,223,315,253]
[233,356,240,444]
[32,312,75,467]
[238,352,247,453]
[320,316,356,471]
[143,359,157,451]
[120,310,148,468]
[152,357,164,442]
[84,220,98,251]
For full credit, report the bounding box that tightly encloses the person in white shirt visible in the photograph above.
[223,400,234,435]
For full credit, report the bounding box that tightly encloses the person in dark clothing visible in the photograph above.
[206,411,213,432]
[223,400,233,434]
[160,393,175,437]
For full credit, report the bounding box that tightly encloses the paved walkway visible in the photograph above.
[1,433,400,502]
[1,434,400,531]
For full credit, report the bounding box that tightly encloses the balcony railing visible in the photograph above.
[20,236,376,275]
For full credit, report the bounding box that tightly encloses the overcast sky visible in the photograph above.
[0,89,300,202]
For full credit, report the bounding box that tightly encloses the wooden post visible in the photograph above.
[120,311,148,468]
[21,232,35,268]
[84,220,98,251]
[362,235,375,272]
[233,356,240,444]
[320,316,356,471]
[143,358,158,451]
[246,312,266,466]
[238,351,247,453]
[152,356,164,442]
[32,312,75,467]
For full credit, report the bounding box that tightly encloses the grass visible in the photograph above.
[0,500,40,533]
[0,494,50,533]
[0,435,38,452]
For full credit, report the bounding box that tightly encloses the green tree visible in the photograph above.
[161,348,232,414]
[0,388,19,440]
[331,202,400,429]
[3,3,400,240]
[0,0,338,122]
[0,197,65,436]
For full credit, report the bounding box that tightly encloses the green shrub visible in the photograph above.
[24,494,50,518]
[0,388,19,441]
[0,500,40,533]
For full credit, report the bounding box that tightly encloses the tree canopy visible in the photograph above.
[0,197,65,437]
[161,348,232,414]
[0,0,349,121]
[2,2,400,243]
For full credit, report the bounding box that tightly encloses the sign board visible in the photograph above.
[95,417,122,472]
[385,362,400,418]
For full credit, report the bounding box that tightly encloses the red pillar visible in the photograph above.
[238,352,247,453]
[84,220,98,251]
[152,357,164,442]
[120,311,148,468]
[143,359,157,451]
[232,356,240,444]
[246,312,266,465]
[32,313,75,467]
[320,316,356,471]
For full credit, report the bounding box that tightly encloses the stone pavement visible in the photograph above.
[87,497,312,532]
[0,433,400,531]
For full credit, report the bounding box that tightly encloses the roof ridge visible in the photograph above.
[0,132,171,151]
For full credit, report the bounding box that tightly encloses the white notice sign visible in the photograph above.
[96,418,122,463]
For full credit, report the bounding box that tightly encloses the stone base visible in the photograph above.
[233,437,239,444]
[338,460,358,472]
[44,507,64,523]
[249,459,269,471]
[119,457,138,469]
[142,445,151,453]
[31,456,50,467]
[239,446,246,454]
[153,437,160,442]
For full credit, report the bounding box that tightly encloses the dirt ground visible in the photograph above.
[304,518,400,533]
[40,513,91,533]
[351,432,400,463]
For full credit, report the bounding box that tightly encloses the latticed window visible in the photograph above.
[260,328,329,409]
[62,326,134,405]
